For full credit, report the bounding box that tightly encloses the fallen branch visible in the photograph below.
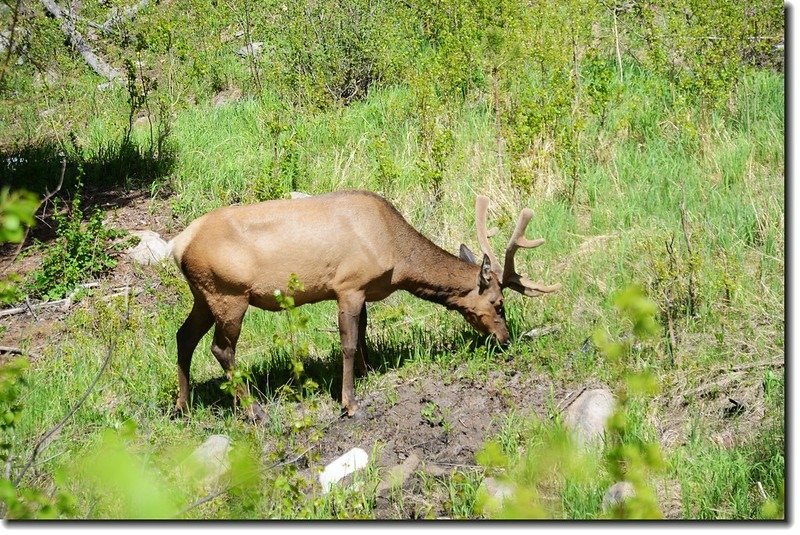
[13,288,132,487]
[679,199,695,317]
[726,358,784,373]
[0,282,100,318]
[39,0,122,81]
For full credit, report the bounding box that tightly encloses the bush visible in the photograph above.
[27,193,127,301]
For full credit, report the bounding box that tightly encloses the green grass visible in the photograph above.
[1,59,784,519]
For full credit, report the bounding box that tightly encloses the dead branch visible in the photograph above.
[39,0,122,81]
[12,288,132,487]
[0,282,100,318]
[726,358,784,373]
[679,199,695,317]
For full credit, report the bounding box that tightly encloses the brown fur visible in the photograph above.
[171,191,513,418]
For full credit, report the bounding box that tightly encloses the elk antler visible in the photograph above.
[474,195,561,297]
[475,195,502,274]
[502,208,561,296]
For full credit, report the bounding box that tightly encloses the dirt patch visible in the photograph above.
[303,368,568,518]
[319,369,560,469]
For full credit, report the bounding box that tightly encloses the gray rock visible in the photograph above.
[236,41,264,58]
[481,477,515,506]
[521,324,560,339]
[376,453,420,498]
[126,230,170,265]
[563,388,615,446]
[602,481,635,511]
[290,191,311,199]
[187,434,231,485]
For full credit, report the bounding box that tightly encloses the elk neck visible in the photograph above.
[393,230,478,311]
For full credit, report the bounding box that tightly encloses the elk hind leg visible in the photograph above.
[175,298,214,416]
[209,297,267,422]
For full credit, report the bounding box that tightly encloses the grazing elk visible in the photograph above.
[169,191,559,419]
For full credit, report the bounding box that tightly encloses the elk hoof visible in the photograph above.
[170,404,189,420]
[341,402,360,419]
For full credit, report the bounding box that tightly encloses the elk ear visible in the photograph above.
[478,254,493,290]
[459,243,477,265]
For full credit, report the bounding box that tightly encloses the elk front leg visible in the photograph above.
[338,292,365,416]
[355,303,369,377]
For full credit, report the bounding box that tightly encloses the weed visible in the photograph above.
[420,401,442,427]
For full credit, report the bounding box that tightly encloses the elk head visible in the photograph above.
[458,195,561,343]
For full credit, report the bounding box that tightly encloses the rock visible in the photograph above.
[126,230,170,265]
[186,434,232,486]
[375,453,420,498]
[602,481,635,511]
[236,41,264,58]
[601,479,682,518]
[521,324,560,339]
[481,477,515,508]
[290,191,311,199]
[212,87,242,108]
[319,447,369,493]
[563,388,615,446]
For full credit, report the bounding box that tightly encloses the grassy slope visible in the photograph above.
[5,59,784,519]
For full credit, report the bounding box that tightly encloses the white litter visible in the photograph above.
[318,447,369,494]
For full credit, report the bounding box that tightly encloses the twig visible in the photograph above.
[555,387,587,414]
[679,199,695,317]
[425,461,483,470]
[757,481,768,501]
[612,5,624,84]
[24,297,38,321]
[12,289,132,487]
[726,359,784,373]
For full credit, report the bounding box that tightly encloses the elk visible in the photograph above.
[168,191,559,420]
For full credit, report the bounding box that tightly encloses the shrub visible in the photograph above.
[27,194,127,301]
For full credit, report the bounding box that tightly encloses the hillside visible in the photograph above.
[0,0,785,519]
